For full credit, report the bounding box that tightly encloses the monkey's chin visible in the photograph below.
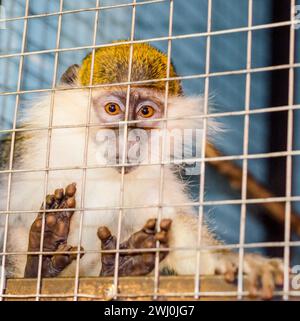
[116,165,138,174]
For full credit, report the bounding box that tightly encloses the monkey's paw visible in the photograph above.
[98,218,172,276]
[216,252,284,300]
[24,183,83,278]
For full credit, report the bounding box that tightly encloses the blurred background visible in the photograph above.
[0,0,299,263]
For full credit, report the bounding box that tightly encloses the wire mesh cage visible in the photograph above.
[0,0,300,301]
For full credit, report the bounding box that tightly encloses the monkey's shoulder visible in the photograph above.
[0,132,30,170]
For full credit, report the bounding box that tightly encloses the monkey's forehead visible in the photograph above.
[78,43,183,96]
[92,87,166,105]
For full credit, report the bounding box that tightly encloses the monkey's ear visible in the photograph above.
[60,64,80,85]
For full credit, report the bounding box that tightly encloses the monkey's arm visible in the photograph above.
[0,132,30,171]
[98,218,172,276]
[0,135,12,170]
[163,213,284,300]
[213,250,284,299]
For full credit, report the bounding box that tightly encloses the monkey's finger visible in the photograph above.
[99,229,118,276]
[224,261,237,283]
[98,226,117,251]
[54,188,64,201]
[98,226,112,242]
[143,218,157,234]
[46,194,55,208]
[46,245,83,277]
[65,182,76,197]
[261,267,275,300]
[248,270,259,298]
[269,258,283,269]
[155,231,168,244]
[145,236,168,262]
[160,219,172,232]
[45,213,57,227]
[65,196,76,217]
[158,239,169,261]
[144,238,156,249]
[37,194,55,218]
[269,259,284,286]
[30,219,43,233]
[67,246,84,260]
[66,196,76,208]
[142,252,156,269]
[58,195,76,220]
[274,271,284,286]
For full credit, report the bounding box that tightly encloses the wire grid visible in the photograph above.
[0,0,299,301]
[111,0,137,299]
[237,0,253,300]
[193,0,212,300]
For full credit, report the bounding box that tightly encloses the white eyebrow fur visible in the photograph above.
[21,88,220,136]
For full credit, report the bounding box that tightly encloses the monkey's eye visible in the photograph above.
[138,105,155,118]
[104,103,121,115]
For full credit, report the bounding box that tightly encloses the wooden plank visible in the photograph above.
[3,275,300,301]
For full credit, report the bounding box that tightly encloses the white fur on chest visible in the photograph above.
[0,88,206,276]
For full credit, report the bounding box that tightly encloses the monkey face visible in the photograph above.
[92,87,164,128]
[58,57,207,175]
[87,87,208,175]
[91,88,165,173]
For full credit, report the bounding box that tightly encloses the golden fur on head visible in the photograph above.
[78,42,182,95]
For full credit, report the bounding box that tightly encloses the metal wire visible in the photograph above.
[1,148,300,178]
[112,0,137,299]
[237,0,253,300]
[283,0,296,301]
[152,0,174,300]
[72,0,101,302]
[0,0,169,24]
[1,103,300,137]
[2,240,300,257]
[194,0,212,300]
[34,0,65,301]
[0,0,30,301]
[1,194,300,216]
[1,19,300,61]
[1,62,300,97]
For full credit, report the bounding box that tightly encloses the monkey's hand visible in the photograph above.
[98,218,172,276]
[215,252,284,300]
[24,183,84,278]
